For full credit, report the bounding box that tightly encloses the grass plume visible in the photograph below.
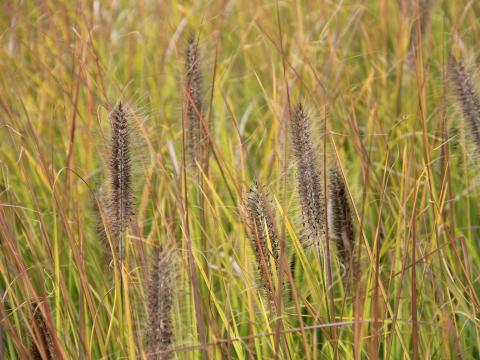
[448,56,480,152]
[108,102,133,262]
[328,166,355,279]
[184,35,206,169]
[145,246,173,359]
[246,184,279,304]
[30,301,57,360]
[290,103,326,251]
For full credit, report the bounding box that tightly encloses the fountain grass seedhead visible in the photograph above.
[448,56,480,152]
[107,101,134,261]
[30,301,57,360]
[184,35,206,170]
[146,246,173,359]
[328,165,355,277]
[247,184,279,303]
[290,103,326,252]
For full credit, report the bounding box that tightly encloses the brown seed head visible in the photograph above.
[247,184,279,302]
[146,247,173,359]
[449,56,480,152]
[328,166,355,275]
[184,36,205,168]
[290,103,326,251]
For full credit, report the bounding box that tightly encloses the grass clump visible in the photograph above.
[1,1,480,359]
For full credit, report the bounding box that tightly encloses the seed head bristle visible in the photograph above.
[247,184,279,302]
[448,56,480,152]
[184,36,206,169]
[290,103,326,251]
[146,246,173,360]
[108,102,133,260]
[328,166,355,276]
[30,301,57,360]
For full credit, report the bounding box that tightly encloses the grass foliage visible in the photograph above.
[1,0,480,358]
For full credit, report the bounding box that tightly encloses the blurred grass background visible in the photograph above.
[1,0,480,358]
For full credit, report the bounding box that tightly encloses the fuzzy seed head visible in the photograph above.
[449,56,480,152]
[106,102,134,261]
[146,247,173,359]
[184,36,205,168]
[31,302,57,360]
[328,166,355,271]
[290,103,326,251]
[247,184,279,300]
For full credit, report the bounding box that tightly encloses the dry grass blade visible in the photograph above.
[448,56,480,152]
[146,246,173,360]
[290,103,326,252]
